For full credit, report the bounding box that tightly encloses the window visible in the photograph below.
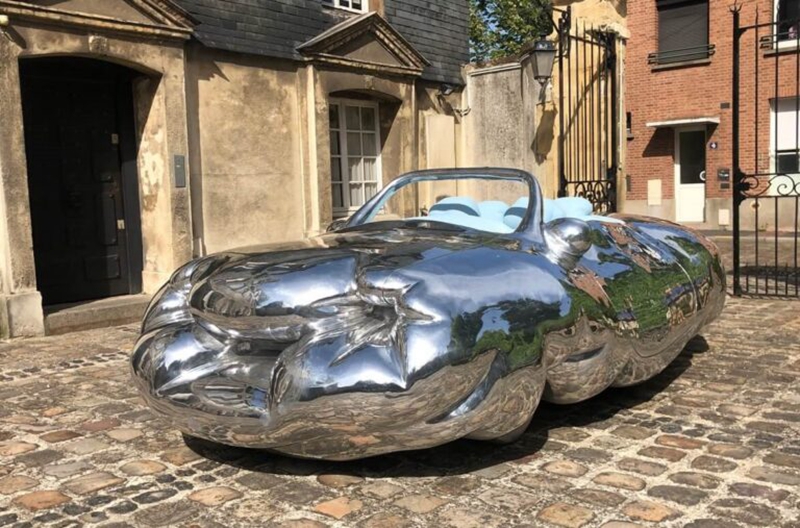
[322,0,366,13]
[769,98,800,194]
[778,150,800,173]
[654,0,710,64]
[330,100,381,215]
[776,0,800,44]
[626,111,634,139]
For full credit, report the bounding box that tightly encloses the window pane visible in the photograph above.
[346,106,361,131]
[330,131,340,156]
[778,0,800,41]
[352,0,363,10]
[774,99,800,151]
[332,183,344,209]
[349,183,362,207]
[365,182,378,201]
[363,158,377,181]
[679,130,706,185]
[778,152,800,174]
[329,105,339,129]
[339,0,350,8]
[361,106,376,131]
[331,158,342,182]
[362,133,377,156]
[348,157,362,182]
[347,132,362,156]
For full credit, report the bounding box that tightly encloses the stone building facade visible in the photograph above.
[0,0,469,337]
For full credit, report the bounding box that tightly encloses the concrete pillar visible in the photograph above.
[130,47,193,294]
[0,37,45,338]
[305,64,323,236]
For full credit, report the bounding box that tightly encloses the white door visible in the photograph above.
[675,128,707,223]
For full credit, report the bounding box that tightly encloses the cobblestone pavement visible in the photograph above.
[0,295,799,528]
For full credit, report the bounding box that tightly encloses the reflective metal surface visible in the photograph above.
[131,169,726,460]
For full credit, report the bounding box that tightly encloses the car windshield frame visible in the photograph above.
[345,168,544,243]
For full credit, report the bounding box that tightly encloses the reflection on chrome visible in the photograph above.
[131,169,726,460]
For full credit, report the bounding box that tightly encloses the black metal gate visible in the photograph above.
[732,6,800,297]
[557,7,619,213]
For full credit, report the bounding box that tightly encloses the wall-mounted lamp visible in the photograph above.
[531,38,557,86]
[437,82,471,118]
[0,15,9,26]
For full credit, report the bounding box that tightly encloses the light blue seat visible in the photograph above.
[478,201,510,223]
[419,195,624,233]
[505,196,625,228]
[556,197,594,218]
[429,197,481,217]
[542,198,563,223]
[420,198,514,233]
[553,197,625,224]
[421,210,514,233]
[503,197,529,229]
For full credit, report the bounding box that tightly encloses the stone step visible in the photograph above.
[44,294,151,336]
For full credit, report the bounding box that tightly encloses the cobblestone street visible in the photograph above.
[0,293,799,527]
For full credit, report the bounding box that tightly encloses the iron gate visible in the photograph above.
[732,6,800,297]
[557,7,619,214]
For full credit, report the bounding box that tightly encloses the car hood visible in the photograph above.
[176,224,511,339]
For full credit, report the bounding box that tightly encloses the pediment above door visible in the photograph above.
[0,0,195,39]
[298,12,429,77]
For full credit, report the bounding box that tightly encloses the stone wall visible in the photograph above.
[462,60,551,195]
[462,0,627,203]
[185,47,307,255]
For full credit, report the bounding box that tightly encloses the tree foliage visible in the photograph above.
[469,0,555,63]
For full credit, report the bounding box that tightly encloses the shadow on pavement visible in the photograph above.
[184,335,710,478]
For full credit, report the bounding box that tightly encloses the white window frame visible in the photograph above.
[774,0,800,51]
[329,98,382,217]
[768,97,800,195]
[322,0,368,14]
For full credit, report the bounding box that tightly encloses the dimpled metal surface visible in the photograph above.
[131,169,726,460]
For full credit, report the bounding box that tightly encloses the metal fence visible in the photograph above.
[732,7,800,297]
[557,7,619,214]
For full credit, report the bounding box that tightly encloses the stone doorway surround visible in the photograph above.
[0,0,195,337]
[297,12,428,235]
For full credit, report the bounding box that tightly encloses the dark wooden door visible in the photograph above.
[20,60,141,305]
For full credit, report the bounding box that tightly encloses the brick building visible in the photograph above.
[624,0,799,229]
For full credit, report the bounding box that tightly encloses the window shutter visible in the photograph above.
[657,0,709,62]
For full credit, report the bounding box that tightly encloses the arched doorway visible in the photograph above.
[19,57,144,305]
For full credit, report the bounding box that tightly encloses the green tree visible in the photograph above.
[469,0,555,63]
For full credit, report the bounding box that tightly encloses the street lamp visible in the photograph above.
[530,38,557,86]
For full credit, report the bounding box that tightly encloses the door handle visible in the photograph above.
[699,171,706,182]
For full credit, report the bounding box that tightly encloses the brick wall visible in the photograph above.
[625,0,799,206]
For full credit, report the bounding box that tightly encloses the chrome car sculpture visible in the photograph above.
[132,169,725,460]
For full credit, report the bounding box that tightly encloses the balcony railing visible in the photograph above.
[760,29,800,50]
[648,44,716,65]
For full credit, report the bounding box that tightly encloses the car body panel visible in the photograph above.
[131,169,725,460]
